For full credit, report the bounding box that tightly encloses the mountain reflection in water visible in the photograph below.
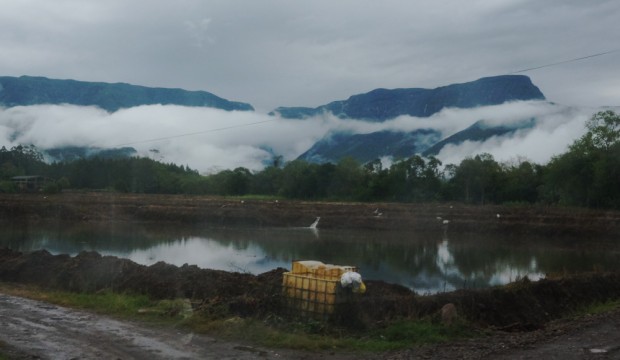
[1,222,618,294]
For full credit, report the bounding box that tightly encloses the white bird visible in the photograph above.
[496,213,501,219]
[442,219,450,225]
[309,217,320,229]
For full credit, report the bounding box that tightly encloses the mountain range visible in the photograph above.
[271,75,544,121]
[0,74,547,165]
[0,75,254,112]
[292,75,546,163]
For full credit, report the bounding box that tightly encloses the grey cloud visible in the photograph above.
[2,1,618,111]
[0,0,618,170]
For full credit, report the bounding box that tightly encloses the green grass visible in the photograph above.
[0,283,477,352]
[574,299,620,317]
[359,320,477,351]
[234,194,282,201]
[182,312,477,352]
[0,284,191,325]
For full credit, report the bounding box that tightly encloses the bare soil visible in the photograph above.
[1,192,620,239]
[1,192,620,359]
[0,290,363,360]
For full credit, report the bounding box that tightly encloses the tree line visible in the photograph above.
[1,110,619,209]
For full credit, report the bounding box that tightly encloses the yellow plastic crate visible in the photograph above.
[282,260,358,319]
[291,260,356,280]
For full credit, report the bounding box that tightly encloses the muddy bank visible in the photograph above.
[2,192,620,239]
[2,247,620,331]
[3,192,620,329]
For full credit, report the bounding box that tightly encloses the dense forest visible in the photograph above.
[1,111,619,209]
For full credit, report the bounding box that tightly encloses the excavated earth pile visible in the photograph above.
[2,247,620,331]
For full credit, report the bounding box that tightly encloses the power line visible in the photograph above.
[510,48,620,74]
[113,118,278,147]
[111,48,619,148]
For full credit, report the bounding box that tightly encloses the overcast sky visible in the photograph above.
[1,0,619,112]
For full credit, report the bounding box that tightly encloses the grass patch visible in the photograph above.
[0,283,190,325]
[0,283,478,352]
[183,311,477,352]
[575,299,620,317]
[360,320,477,351]
[184,315,348,351]
[234,194,282,201]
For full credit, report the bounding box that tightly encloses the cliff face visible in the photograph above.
[274,75,545,121]
[298,129,442,164]
[295,76,546,163]
[0,75,254,112]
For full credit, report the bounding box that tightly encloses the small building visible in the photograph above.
[11,175,52,192]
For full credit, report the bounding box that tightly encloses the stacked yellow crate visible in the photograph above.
[282,260,358,318]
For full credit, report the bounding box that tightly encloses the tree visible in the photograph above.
[501,158,543,203]
[279,160,319,199]
[585,110,620,152]
[449,153,503,204]
[545,110,620,208]
[360,158,390,201]
[328,157,364,200]
[0,145,47,179]
[250,165,282,196]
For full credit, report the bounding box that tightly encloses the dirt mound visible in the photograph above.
[3,248,620,331]
[413,273,620,330]
[0,248,284,317]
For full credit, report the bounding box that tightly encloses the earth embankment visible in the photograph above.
[3,192,620,328]
[2,247,620,331]
[1,192,620,239]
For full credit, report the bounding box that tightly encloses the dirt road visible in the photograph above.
[0,291,358,360]
[2,290,620,359]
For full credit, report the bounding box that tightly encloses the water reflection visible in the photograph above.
[0,221,618,293]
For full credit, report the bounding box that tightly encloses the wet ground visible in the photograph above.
[0,291,365,360]
[1,193,620,358]
[2,289,620,360]
[2,192,620,239]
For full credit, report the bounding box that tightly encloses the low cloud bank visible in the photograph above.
[0,101,599,173]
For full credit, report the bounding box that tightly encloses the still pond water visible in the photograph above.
[2,221,619,294]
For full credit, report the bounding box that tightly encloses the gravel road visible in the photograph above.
[0,292,320,360]
[2,290,620,359]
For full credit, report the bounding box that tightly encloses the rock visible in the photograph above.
[441,303,458,326]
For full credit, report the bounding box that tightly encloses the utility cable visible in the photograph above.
[113,118,278,147]
[510,48,620,74]
[110,48,619,148]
